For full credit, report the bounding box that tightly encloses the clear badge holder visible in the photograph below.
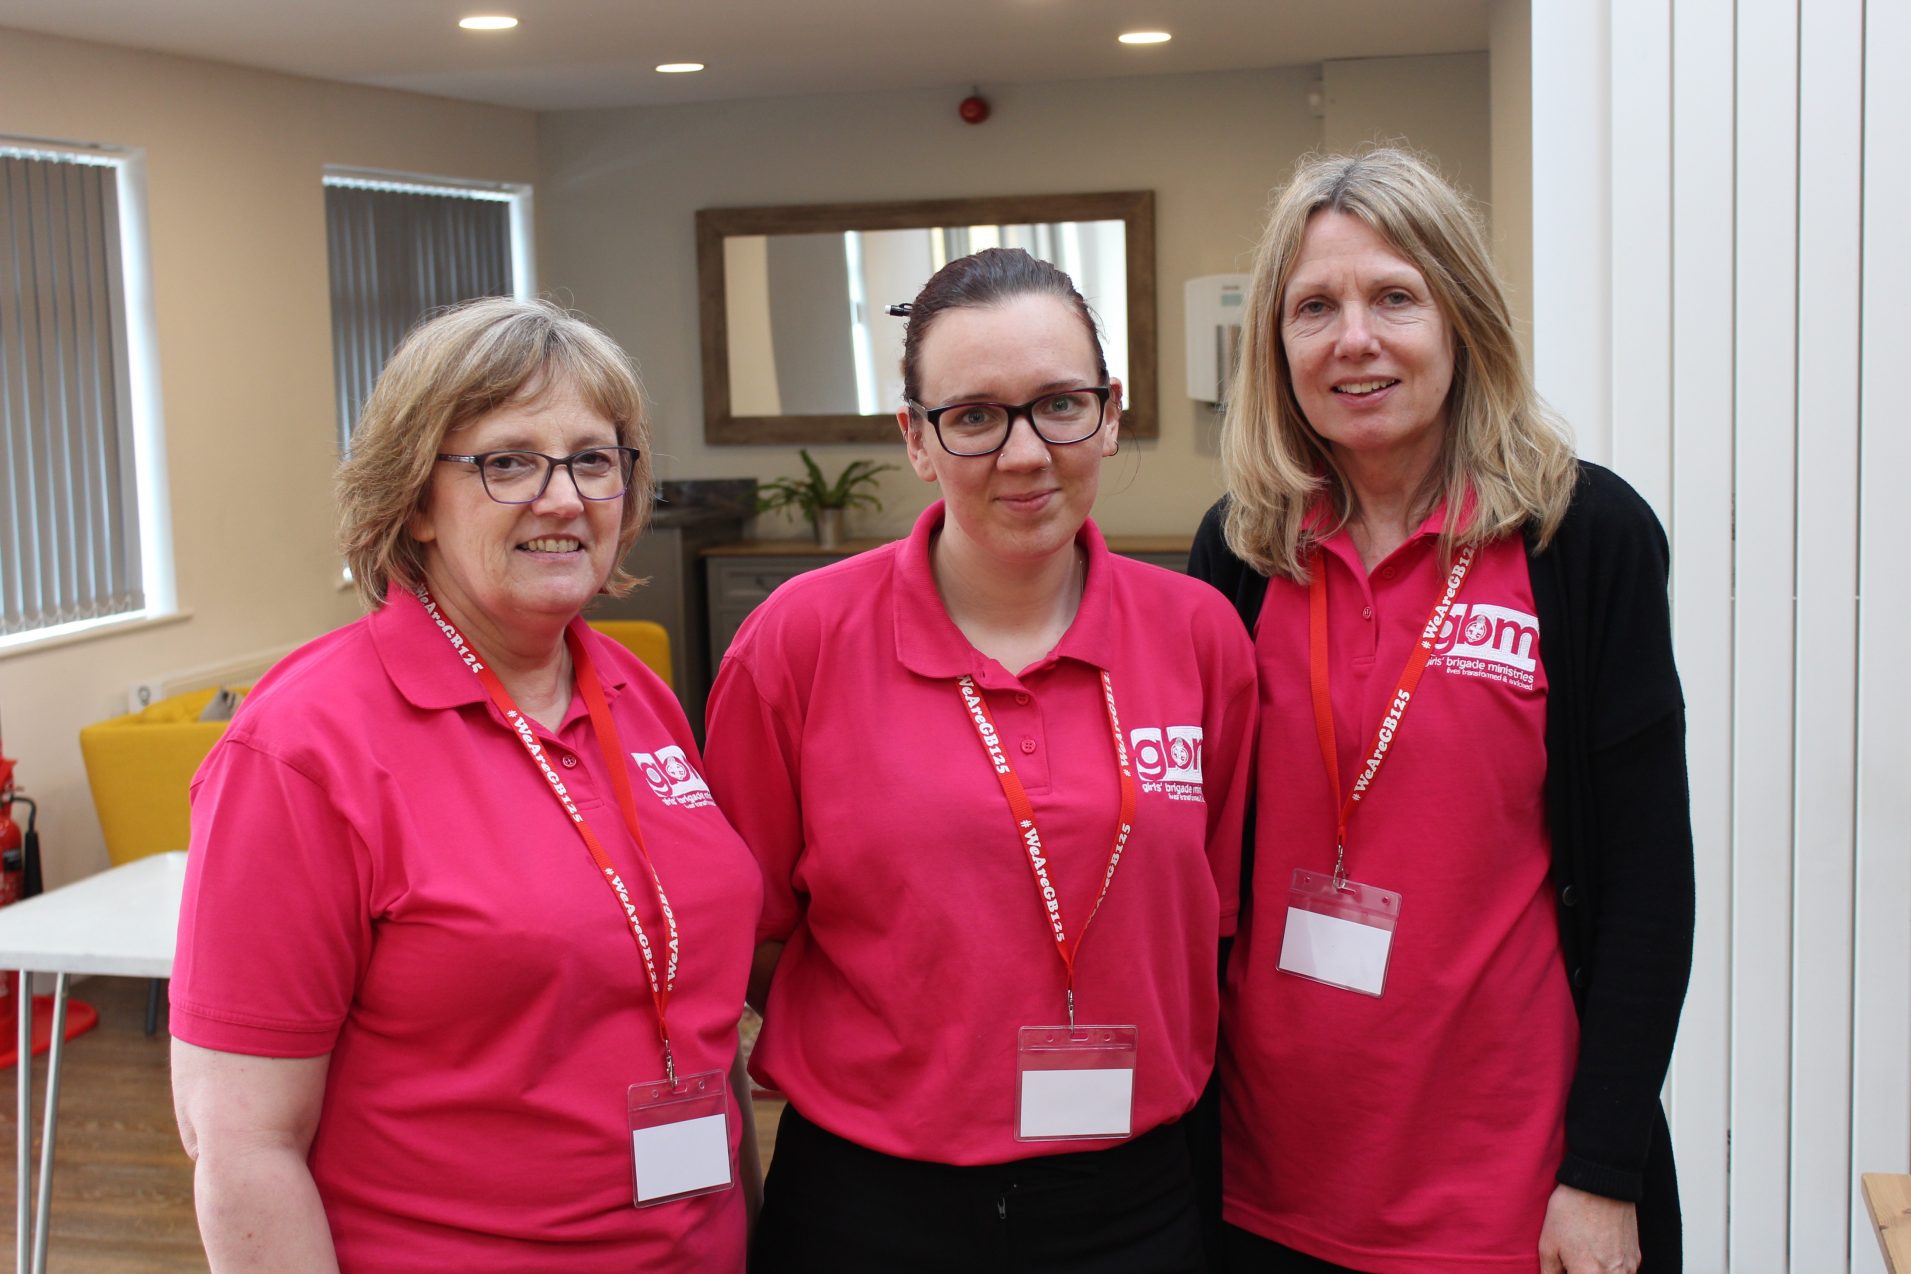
[1015,1024,1138,1142]
[627,1069,734,1207]
[1277,867,1402,997]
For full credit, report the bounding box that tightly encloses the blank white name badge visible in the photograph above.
[1277,868,1403,997]
[1015,1025,1137,1142]
[628,1070,735,1207]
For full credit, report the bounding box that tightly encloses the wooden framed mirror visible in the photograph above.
[697,191,1155,445]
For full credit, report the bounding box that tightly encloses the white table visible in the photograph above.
[0,852,185,1274]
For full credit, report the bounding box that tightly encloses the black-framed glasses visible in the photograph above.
[435,446,640,505]
[910,386,1112,457]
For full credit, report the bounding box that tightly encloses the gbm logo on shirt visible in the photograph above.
[1128,726,1205,803]
[1430,601,1540,688]
[629,745,714,810]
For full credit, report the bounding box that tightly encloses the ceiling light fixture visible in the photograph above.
[458,15,518,30]
[655,62,705,73]
[1118,31,1172,44]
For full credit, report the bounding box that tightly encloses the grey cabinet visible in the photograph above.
[707,554,838,672]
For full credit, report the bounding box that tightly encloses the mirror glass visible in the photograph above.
[698,193,1155,444]
[723,221,1128,418]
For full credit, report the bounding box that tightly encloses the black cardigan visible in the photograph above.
[1189,461,1694,1237]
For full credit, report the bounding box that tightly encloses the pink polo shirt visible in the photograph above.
[704,501,1256,1165]
[1220,516,1578,1271]
[171,590,762,1273]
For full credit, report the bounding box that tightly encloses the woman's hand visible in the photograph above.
[172,1039,337,1273]
[1538,1183,1640,1274]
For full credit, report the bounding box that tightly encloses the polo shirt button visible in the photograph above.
[1362,606,1374,620]
[1020,738,1037,754]
[561,755,577,768]
[1382,565,1397,580]
[1015,693,1030,705]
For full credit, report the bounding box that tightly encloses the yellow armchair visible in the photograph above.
[78,688,244,866]
[587,620,672,688]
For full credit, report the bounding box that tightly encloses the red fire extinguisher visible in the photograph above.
[0,748,25,1039]
[0,735,97,1066]
[0,750,35,908]
[0,742,36,1033]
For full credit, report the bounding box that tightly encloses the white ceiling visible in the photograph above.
[0,0,1492,112]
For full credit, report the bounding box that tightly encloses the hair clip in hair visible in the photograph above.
[885,303,913,317]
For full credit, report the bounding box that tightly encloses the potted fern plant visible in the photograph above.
[756,450,898,548]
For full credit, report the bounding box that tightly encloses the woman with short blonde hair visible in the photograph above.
[1193,149,1693,1273]
[173,297,761,1271]
[336,296,653,606]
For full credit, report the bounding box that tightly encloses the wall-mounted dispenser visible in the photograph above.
[1185,273,1249,405]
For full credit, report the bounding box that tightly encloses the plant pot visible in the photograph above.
[812,508,846,549]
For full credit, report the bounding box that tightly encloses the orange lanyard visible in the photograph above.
[1306,544,1475,885]
[957,670,1138,1027]
[419,590,686,1082]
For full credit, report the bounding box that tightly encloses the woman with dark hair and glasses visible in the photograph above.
[705,247,1256,1272]
[171,298,762,1271]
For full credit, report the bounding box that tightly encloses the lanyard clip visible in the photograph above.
[1331,843,1348,891]
[663,1040,678,1088]
[1066,986,1076,1031]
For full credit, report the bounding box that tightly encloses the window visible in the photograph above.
[0,141,162,646]
[323,172,531,452]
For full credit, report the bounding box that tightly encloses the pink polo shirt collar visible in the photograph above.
[1310,488,1474,571]
[369,587,629,715]
[891,500,1117,682]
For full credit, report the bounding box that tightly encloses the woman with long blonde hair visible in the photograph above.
[1192,149,1693,1273]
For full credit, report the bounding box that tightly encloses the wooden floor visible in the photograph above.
[0,978,202,1273]
[0,980,785,1271]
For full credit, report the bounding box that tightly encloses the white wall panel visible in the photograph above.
[1852,3,1911,1271]
[1606,0,1672,519]
[1791,1,1864,1267]
[1729,0,1800,1265]
[1531,0,1611,461]
[1535,1,1908,1269]
[1666,0,1738,1265]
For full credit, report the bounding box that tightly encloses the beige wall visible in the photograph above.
[1489,0,1535,363]
[536,69,1324,543]
[0,29,537,886]
[1323,51,1492,204]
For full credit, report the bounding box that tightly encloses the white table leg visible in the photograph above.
[14,968,30,1274]
[29,975,64,1274]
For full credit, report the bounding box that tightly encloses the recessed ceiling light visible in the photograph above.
[655,62,705,74]
[458,15,518,30]
[1118,31,1172,44]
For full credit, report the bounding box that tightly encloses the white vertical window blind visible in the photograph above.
[0,146,141,638]
[1535,1,1910,1269]
[323,177,516,451]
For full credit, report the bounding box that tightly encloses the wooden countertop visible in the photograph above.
[703,536,1192,559]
